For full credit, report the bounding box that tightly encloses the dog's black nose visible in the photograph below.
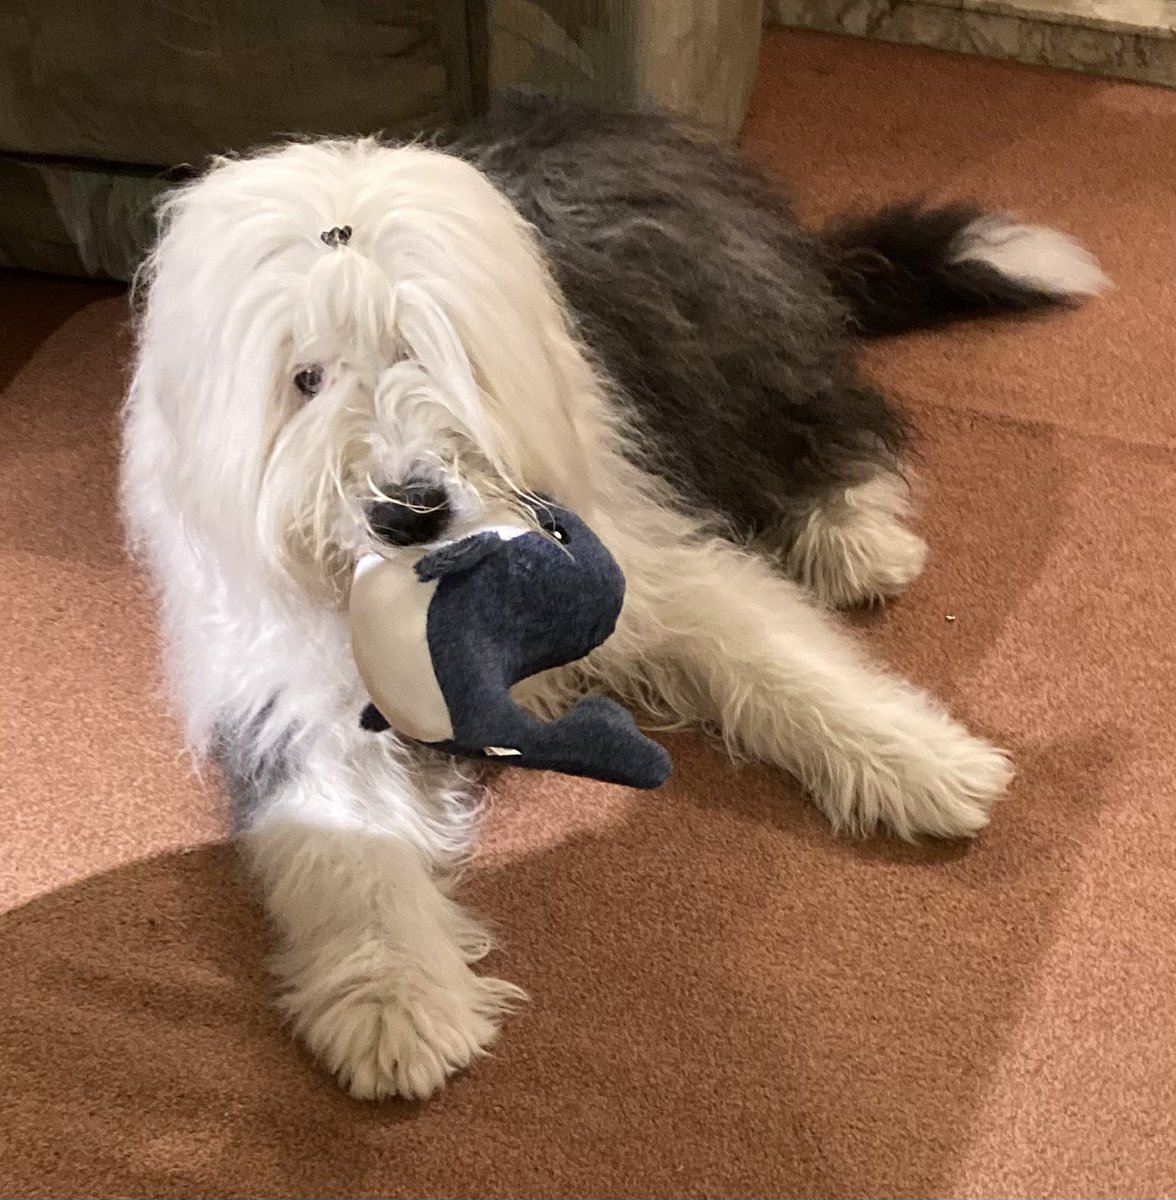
[366,483,451,547]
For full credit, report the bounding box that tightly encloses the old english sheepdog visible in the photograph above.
[122,94,1106,1100]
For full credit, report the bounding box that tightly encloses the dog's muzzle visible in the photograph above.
[366,482,451,547]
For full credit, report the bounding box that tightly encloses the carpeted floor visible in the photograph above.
[2,28,1174,1198]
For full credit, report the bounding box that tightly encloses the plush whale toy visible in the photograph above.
[349,500,670,789]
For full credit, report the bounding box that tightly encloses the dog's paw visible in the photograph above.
[787,474,928,608]
[833,521,928,607]
[279,944,525,1101]
[875,728,1012,840]
[819,711,1013,840]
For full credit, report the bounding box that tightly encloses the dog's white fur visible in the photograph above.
[951,215,1111,299]
[124,137,1013,1101]
[784,471,929,609]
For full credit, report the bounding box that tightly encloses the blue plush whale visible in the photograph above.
[350,501,670,790]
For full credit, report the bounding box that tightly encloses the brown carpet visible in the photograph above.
[2,29,1174,1198]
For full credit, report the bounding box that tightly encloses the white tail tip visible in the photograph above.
[951,215,1111,299]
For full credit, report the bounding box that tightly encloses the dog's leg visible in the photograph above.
[234,728,522,1101]
[780,468,928,609]
[599,518,1010,839]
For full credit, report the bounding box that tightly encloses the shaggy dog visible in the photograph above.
[122,94,1106,1100]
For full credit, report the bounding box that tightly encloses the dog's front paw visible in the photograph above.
[278,943,525,1101]
[878,727,1012,840]
[820,711,1013,840]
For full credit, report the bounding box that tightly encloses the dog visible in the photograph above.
[121,94,1106,1101]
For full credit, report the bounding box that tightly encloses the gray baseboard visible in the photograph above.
[766,0,1176,86]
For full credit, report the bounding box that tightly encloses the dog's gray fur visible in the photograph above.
[453,95,1084,554]
[212,704,301,833]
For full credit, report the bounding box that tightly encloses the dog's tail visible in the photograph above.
[822,201,1108,337]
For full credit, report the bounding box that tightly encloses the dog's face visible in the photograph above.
[126,138,600,605]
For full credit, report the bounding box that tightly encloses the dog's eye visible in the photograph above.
[293,366,324,397]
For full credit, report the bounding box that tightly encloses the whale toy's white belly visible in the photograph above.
[348,523,531,746]
[349,553,452,743]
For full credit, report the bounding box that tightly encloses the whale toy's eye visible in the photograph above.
[539,511,569,543]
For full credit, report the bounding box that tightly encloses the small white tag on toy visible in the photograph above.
[483,746,522,757]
